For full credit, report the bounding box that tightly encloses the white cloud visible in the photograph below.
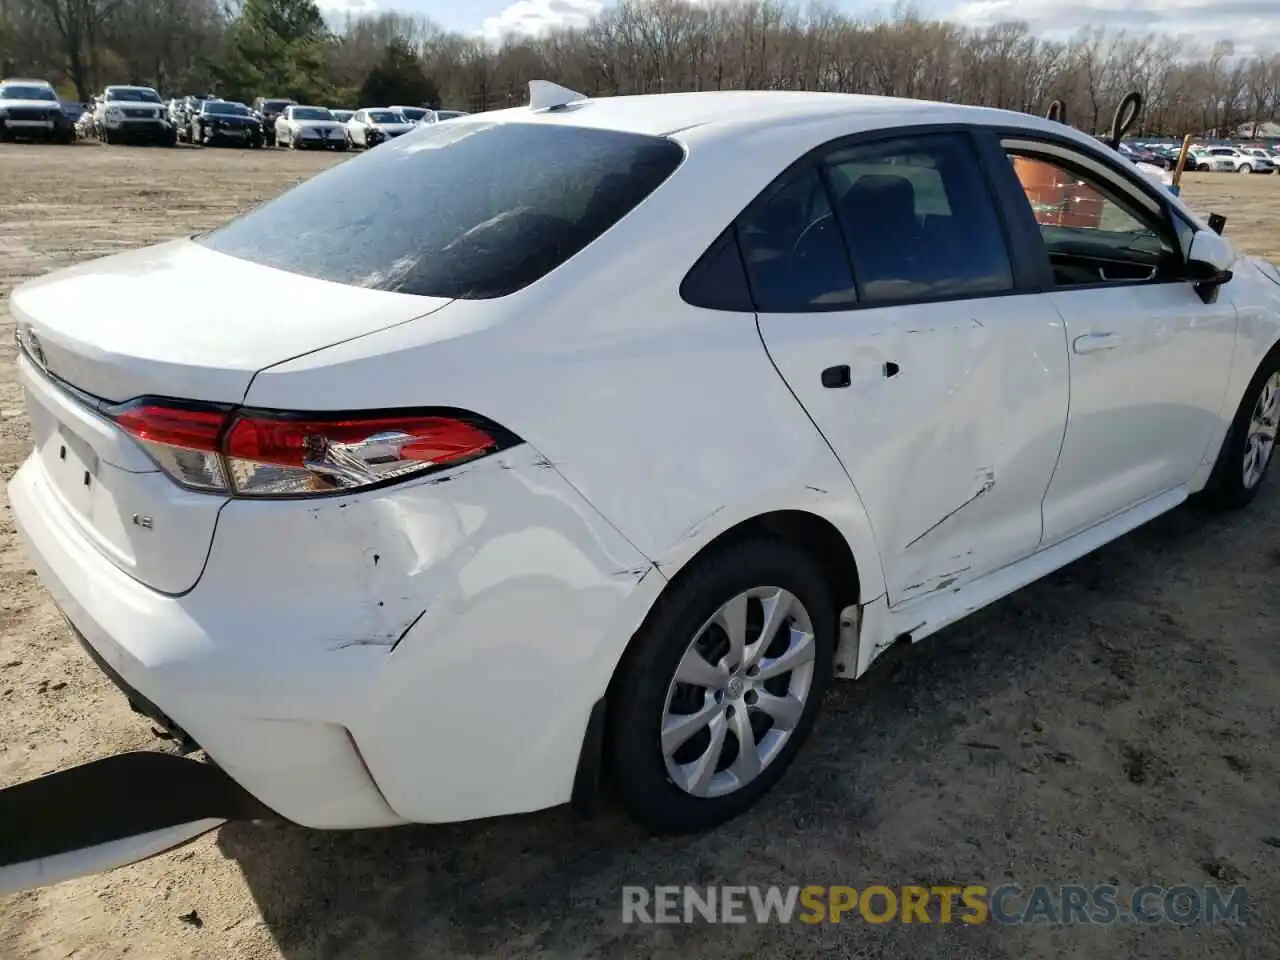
[480,0,605,41]
[951,0,1280,57]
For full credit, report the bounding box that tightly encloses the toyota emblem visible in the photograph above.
[22,327,46,370]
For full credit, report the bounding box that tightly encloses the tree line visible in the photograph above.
[1,0,1278,137]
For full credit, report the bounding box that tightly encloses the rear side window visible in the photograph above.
[736,165,858,311]
[198,122,684,299]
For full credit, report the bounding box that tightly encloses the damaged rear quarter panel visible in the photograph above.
[187,443,667,821]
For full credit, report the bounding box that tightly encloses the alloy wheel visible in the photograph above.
[660,587,816,798]
[1243,371,1279,489]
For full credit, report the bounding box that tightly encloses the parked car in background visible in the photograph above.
[192,99,263,148]
[345,107,414,148]
[0,78,75,143]
[60,101,87,124]
[1188,147,1235,172]
[1203,146,1274,174]
[389,104,432,124]
[274,104,346,150]
[175,95,212,141]
[252,97,297,147]
[75,104,97,140]
[95,85,175,146]
[1117,141,1172,169]
[1240,147,1279,173]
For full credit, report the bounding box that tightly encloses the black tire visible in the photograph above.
[606,536,835,834]
[1200,349,1280,510]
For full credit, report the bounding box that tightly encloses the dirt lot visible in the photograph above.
[0,142,1278,960]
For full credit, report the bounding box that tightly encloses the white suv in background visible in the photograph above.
[1188,147,1237,173]
[1240,147,1278,173]
[1204,146,1274,174]
[93,85,175,146]
[0,78,74,143]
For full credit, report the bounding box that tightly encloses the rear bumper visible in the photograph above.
[9,459,407,830]
[9,443,665,828]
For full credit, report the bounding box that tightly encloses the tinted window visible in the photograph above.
[205,102,250,116]
[825,134,1013,304]
[737,165,857,311]
[107,88,160,102]
[681,227,754,312]
[368,110,400,123]
[1006,150,1178,287]
[197,121,685,299]
[291,107,332,121]
[399,108,428,121]
[0,84,57,101]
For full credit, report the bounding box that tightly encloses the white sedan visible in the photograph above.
[1188,147,1236,173]
[346,107,415,148]
[389,104,433,125]
[274,104,347,151]
[3,83,1279,893]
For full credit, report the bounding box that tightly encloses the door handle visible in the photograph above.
[1072,332,1121,355]
[821,365,851,388]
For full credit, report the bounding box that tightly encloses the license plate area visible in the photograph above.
[29,392,100,517]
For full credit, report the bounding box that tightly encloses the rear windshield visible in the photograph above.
[292,107,332,121]
[263,100,293,110]
[0,84,57,101]
[368,110,400,122]
[398,107,428,120]
[196,121,684,299]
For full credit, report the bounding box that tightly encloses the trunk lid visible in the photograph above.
[10,237,450,403]
[11,239,451,593]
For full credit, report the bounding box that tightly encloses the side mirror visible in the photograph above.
[1186,230,1236,303]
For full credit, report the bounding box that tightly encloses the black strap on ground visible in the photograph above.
[0,751,277,866]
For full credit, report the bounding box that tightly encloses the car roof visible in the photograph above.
[463,89,1096,142]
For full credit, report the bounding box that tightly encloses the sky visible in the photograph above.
[318,0,1280,58]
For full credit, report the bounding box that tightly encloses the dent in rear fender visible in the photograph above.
[333,448,671,823]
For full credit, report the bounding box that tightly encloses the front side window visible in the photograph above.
[1006,148,1179,287]
[197,121,685,299]
[824,133,1013,304]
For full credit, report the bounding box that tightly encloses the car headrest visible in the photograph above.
[842,174,918,237]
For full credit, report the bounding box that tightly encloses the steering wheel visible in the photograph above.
[788,213,837,278]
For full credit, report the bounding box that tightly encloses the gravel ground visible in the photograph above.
[0,142,1277,960]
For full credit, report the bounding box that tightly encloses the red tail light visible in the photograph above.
[108,401,514,497]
